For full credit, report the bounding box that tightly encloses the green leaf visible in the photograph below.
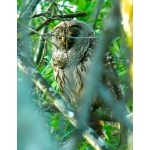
[113,40,120,51]
[119,70,127,76]
[78,0,86,10]
[61,128,75,140]
[52,81,58,88]
[100,8,110,14]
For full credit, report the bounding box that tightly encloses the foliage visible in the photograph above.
[17,0,133,149]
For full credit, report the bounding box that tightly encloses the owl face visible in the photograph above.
[53,25,83,50]
[52,20,95,68]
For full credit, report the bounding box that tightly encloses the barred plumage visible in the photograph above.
[52,20,124,107]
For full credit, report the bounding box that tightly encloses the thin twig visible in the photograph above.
[34,26,48,67]
[21,27,58,48]
[92,0,103,28]
[31,12,49,18]
[51,33,97,39]
[21,0,41,18]
[31,0,56,19]
[19,12,87,43]
[32,12,86,19]
[31,12,86,34]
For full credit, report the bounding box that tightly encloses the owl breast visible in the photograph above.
[54,56,92,104]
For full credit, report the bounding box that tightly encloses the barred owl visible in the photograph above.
[52,20,124,109]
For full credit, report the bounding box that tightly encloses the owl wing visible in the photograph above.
[101,51,125,101]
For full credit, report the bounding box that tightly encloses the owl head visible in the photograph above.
[52,20,95,68]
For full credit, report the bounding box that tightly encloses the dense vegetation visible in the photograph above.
[17,0,133,149]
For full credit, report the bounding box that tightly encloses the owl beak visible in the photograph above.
[62,37,69,50]
[58,36,67,50]
[62,37,66,43]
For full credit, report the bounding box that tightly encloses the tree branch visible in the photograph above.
[31,12,86,19]
[30,12,86,35]
[19,12,87,43]
[17,53,110,150]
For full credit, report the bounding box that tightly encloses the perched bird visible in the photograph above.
[51,20,124,109]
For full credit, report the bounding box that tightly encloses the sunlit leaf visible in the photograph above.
[78,0,86,10]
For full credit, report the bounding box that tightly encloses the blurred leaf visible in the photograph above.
[51,81,58,88]
[78,0,86,10]
[112,40,120,51]
[17,0,22,6]
[100,7,111,14]
[61,128,75,140]
[119,70,127,76]
[121,0,133,83]
[103,123,119,148]
[121,0,133,49]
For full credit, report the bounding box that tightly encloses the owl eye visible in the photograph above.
[53,28,64,42]
[58,36,62,40]
[70,32,79,37]
[69,26,82,38]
